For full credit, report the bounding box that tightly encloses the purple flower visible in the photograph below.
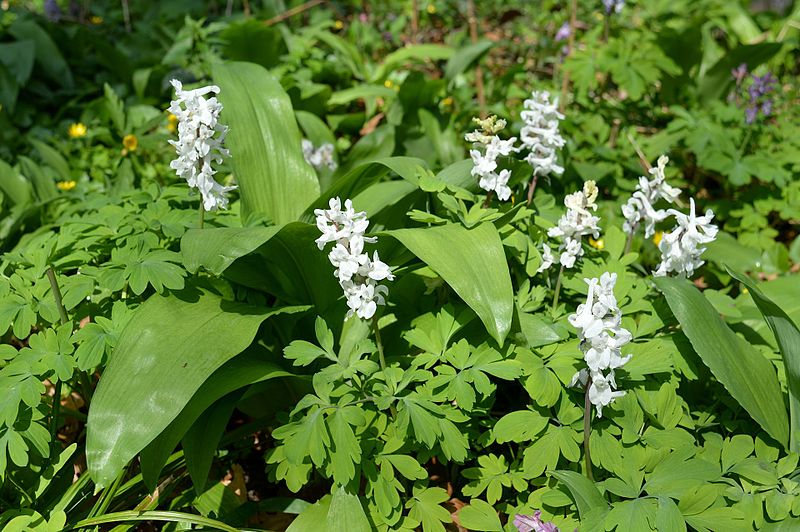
[745,106,758,124]
[44,0,62,22]
[761,99,773,117]
[514,511,560,532]
[731,63,748,84]
[602,0,625,15]
[555,22,571,42]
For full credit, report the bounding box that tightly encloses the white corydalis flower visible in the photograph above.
[466,116,518,202]
[545,181,601,270]
[520,90,565,179]
[302,139,337,171]
[314,197,393,319]
[654,198,718,278]
[168,79,235,211]
[568,273,631,418]
[621,155,681,238]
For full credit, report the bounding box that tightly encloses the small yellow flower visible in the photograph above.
[56,180,77,191]
[589,237,605,250]
[68,123,87,138]
[334,20,344,30]
[384,79,393,88]
[90,15,103,24]
[653,231,664,246]
[167,113,178,133]
[442,96,453,106]
[426,4,437,14]
[122,134,138,152]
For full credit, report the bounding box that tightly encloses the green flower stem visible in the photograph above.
[46,266,70,444]
[552,264,565,310]
[583,379,594,482]
[372,316,387,371]
[623,223,637,255]
[199,202,205,228]
[68,510,239,532]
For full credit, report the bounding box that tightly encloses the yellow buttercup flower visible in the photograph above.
[653,231,664,246]
[57,180,77,191]
[442,96,453,106]
[426,4,437,14]
[167,113,178,133]
[90,15,103,24]
[122,134,138,152]
[384,79,393,88]
[589,237,605,250]
[68,123,87,138]
[334,20,344,30]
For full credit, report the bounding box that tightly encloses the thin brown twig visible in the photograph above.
[264,0,324,26]
[626,131,651,173]
[410,0,419,43]
[466,0,487,118]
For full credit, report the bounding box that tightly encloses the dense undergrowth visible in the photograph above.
[1,0,799,530]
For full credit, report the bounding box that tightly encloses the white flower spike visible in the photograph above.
[466,116,518,202]
[314,198,393,320]
[302,139,338,171]
[520,91,565,179]
[654,198,718,278]
[546,181,601,270]
[168,79,235,211]
[569,273,631,418]
[621,155,681,238]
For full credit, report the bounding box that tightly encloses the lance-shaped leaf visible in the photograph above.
[654,276,788,447]
[728,268,800,452]
[384,223,513,345]
[86,287,307,488]
[212,61,320,224]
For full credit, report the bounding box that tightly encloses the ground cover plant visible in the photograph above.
[1,0,799,530]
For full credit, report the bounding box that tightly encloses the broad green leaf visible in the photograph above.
[385,223,513,344]
[328,84,396,106]
[29,139,70,181]
[550,470,609,519]
[86,287,305,488]
[326,486,371,532]
[458,499,503,531]
[444,40,493,81]
[729,269,800,452]
[140,347,296,490]
[8,19,73,87]
[181,223,341,313]
[654,276,789,447]
[302,156,427,220]
[0,158,31,206]
[212,61,320,224]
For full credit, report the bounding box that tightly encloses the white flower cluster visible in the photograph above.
[568,273,632,418]
[541,181,601,270]
[520,91,565,179]
[621,155,681,238]
[302,139,337,171]
[466,116,519,201]
[654,198,718,277]
[315,198,394,319]
[168,79,235,211]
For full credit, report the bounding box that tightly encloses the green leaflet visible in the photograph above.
[728,268,800,452]
[384,222,514,345]
[212,61,320,224]
[86,286,306,488]
[654,276,789,447]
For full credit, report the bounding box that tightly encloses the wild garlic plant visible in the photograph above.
[168,79,235,219]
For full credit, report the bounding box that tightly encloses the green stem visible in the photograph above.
[552,264,565,310]
[583,379,594,481]
[46,267,69,326]
[68,511,239,532]
[372,316,387,370]
[199,202,205,228]
[623,222,637,255]
[46,266,69,445]
[739,128,753,155]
